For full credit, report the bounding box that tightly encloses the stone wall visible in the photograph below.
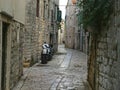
[10,21,24,90]
[24,0,38,64]
[65,0,87,51]
[36,17,46,60]
[0,15,24,90]
[58,21,65,44]
[88,0,120,90]
[49,0,59,52]
[65,0,76,49]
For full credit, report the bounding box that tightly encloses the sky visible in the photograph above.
[59,0,68,20]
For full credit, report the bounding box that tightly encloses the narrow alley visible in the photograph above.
[0,0,120,90]
[13,45,88,90]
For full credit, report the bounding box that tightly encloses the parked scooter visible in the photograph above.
[41,47,48,64]
[47,44,54,60]
[41,42,53,64]
[49,44,54,56]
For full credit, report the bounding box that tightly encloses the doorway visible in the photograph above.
[1,22,9,90]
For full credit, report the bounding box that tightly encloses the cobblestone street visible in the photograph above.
[13,45,88,90]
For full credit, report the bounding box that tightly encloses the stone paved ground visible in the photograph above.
[13,45,88,90]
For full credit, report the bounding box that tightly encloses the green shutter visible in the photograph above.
[57,9,62,22]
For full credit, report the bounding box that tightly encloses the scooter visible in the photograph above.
[41,48,48,64]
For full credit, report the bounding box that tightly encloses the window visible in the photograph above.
[51,10,54,25]
[43,0,46,19]
[36,0,39,17]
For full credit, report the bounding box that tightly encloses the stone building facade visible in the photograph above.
[0,0,25,90]
[49,0,61,51]
[24,0,38,65]
[65,0,87,53]
[35,0,61,55]
[58,20,65,44]
[87,0,120,90]
[24,0,61,65]
[65,0,76,49]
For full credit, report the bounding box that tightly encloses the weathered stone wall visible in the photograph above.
[88,1,120,90]
[58,21,65,44]
[48,0,57,51]
[65,0,87,51]
[0,15,24,90]
[87,34,96,90]
[35,17,48,60]
[10,21,24,90]
[36,0,52,58]
[24,0,38,64]
[65,0,76,49]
